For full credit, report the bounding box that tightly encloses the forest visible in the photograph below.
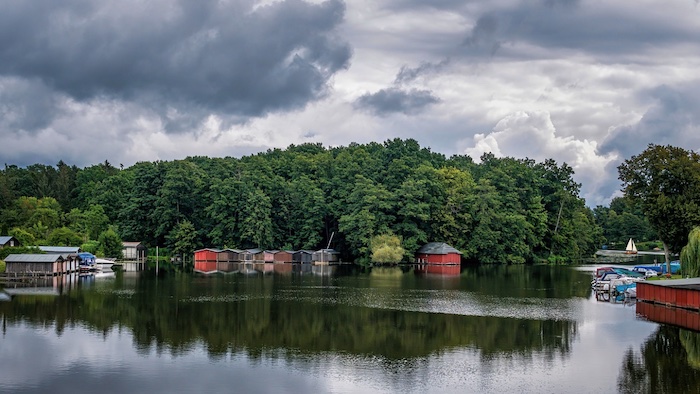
[0,138,657,264]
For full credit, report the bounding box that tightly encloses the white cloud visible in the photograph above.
[464,111,618,205]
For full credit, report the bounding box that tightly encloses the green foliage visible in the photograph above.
[0,246,44,260]
[370,234,405,263]
[81,240,100,255]
[47,227,83,246]
[619,144,700,254]
[168,220,199,265]
[0,259,4,272]
[0,138,603,264]
[681,227,700,278]
[9,227,35,246]
[98,227,123,259]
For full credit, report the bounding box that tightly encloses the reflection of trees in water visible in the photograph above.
[0,271,578,362]
[618,326,700,394]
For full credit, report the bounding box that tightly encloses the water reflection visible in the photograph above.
[618,326,700,393]
[0,264,692,393]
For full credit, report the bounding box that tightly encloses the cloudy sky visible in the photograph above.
[1,0,699,206]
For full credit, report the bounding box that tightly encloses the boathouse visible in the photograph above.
[263,250,278,263]
[122,241,147,261]
[292,250,314,264]
[38,246,80,254]
[637,279,700,311]
[218,248,242,262]
[415,242,462,265]
[4,254,65,275]
[0,236,21,248]
[312,249,339,264]
[194,248,220,273]
[272,250,293,263]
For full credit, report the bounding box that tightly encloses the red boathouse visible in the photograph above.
[415,242,462,265]
[194,248,220,273]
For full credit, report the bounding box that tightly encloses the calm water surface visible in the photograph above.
[2,264,700,393]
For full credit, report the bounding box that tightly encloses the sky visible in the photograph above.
[1,0,699,206]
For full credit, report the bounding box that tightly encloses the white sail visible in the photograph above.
[625,238,637,253]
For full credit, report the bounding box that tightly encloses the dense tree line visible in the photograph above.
[0,139,604,263]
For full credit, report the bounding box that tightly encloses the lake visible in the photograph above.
[1,264,700,393]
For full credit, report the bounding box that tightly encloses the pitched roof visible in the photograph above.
[0,236,17,245]
[122,241,144,248]
[38,246,80,253]
[4,254,64,263]
[416,242,462,255]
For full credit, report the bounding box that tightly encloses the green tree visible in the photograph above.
[98,227,123,258]
[168,219,199,266]
[681,227,700,278]
[618,144,700,270]
[9,227,35,246]
[47,227,83,246]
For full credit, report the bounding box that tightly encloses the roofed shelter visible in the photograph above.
[0,236,21,248]
[415,242,462,265]
[4,254,66,275]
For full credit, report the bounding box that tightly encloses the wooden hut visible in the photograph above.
[4,254,65,276]
[415,242,462,265]
[312,249,340,265]
[292,250,314,264]
[263,250,278,263]
[122,241,147,261]
[273,251,294,263]
[194,248,220,273]
[218,249,242,262]
[0,236,21,248]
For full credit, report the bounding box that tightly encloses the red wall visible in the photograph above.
[194,250,218,263]
[194,261,217,273]
[416,253,461,265]
[638,282,700,310]
[637,301,700,332]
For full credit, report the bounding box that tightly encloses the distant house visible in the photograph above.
[239,248,263,262]
[272,250,294,263]
[218,248,242,262]
[263,250,278,263]
[38,246,80,254]
[4,254,65,275]
[292,250,314,264]
[312,249,339,264]
[415,242,462,265]
[194,248,221,273]
[122,242,147,261]
[0,236,21,248]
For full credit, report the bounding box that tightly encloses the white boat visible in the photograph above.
[625,238,638,254]
[94,258,115,271]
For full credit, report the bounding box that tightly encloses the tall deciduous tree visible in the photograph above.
[618,144,700,270]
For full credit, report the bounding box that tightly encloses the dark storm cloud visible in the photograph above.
[600,83,700,159]
[0,0,351,130]
[354,88,440,116]
[394,59,450,84]
[0,78,61,132]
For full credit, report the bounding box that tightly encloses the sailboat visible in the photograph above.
[625,238,638,254]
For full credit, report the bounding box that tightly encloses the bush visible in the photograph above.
[0,260,5,273]
[370,234,405,263]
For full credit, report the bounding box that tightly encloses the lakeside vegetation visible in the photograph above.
[1,140,695,265]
